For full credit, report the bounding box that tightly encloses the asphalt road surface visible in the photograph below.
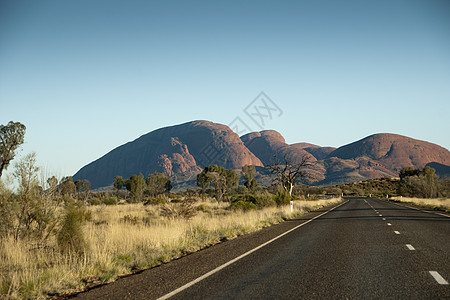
[73,198,449,299]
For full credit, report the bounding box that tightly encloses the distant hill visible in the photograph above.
[241,130,316,165]
[426,162,450,179]
[74,120,262,188]
[73,121,450,189]
[320,133,450,185]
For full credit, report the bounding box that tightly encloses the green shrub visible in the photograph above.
[103,196,118,205]
[230,194,257,211]
[274,190,291,206]
[89,197,102,205]
[144,194,168,205]
[57,204,88,255]
[254,191,276,207]
[160,198,197,220]
[196,203,210,213]
[230,200,257,211]
[231,194,257,204]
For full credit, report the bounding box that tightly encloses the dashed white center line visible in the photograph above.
[387,223,392,226]
[429,271,449,285]
[394,231,400,234]
[406,244,415,251]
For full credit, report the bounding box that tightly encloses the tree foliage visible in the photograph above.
[398,166,439,198]
[113,175,124,191]
[125,173,145,202]
[241,165,258,191]
[10,153,56,241]
[59,176,76,196]
[196,165,238,202]
[146,172,172,197]
[0,121,26,178]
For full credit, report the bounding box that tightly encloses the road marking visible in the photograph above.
[394,231,400,234]
[429,271,449,285]
[386,201,450,218]
[157,200,349,300]
[387,223,392,226]
[406,244,415,250]
[435,212,450,217]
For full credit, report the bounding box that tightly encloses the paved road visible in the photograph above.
[73,198,449,299]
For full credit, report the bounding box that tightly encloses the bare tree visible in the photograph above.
[267,153,314,196]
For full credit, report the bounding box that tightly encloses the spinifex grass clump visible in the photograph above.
[57,203,89,255]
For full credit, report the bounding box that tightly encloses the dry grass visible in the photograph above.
[390,196,450,212]
[0,197,341,299]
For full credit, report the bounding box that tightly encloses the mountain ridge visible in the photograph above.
[73,121,450,188]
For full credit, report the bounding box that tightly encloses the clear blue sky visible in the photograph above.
[1,0,449,178]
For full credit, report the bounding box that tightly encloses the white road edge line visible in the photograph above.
[429,271,449,285]
[157,200,349,300]
[394,231,400,234]
[387,201,450,218]
[406,244,415,250]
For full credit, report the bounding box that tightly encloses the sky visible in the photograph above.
[1,0,449,178]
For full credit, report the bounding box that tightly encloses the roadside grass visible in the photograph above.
[0,197,341,299]
[390,196,450,213]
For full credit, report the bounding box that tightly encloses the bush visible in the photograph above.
[57,204,88,255]
[230,194,258,211]
[144,194,168,205]
[231,194,256,204]
[103,196,118,205]
[398,167,439,198]
[274,190,291,206]
[89,197,102,205]
[160,198,197,220]
[230,200,257,211]
[196,203,210,213]
[254,191,276,207]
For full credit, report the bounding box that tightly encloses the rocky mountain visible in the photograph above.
[74,120,262,188]
[73,121,450,188]
[241,130,318,166]
[318,133,450,185]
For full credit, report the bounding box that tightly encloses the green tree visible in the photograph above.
[398,166,439,198]
[241,165,258,191]
[0,121,26,177]
[146,172,172,197]
[196,165,239,202]
[113,175,124,191]
[399,167,420,179]
[47,176,59,195]
[75,179,84,196]
[126,173,145,202]
[12,152,55,241]
[59,176,76,196]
